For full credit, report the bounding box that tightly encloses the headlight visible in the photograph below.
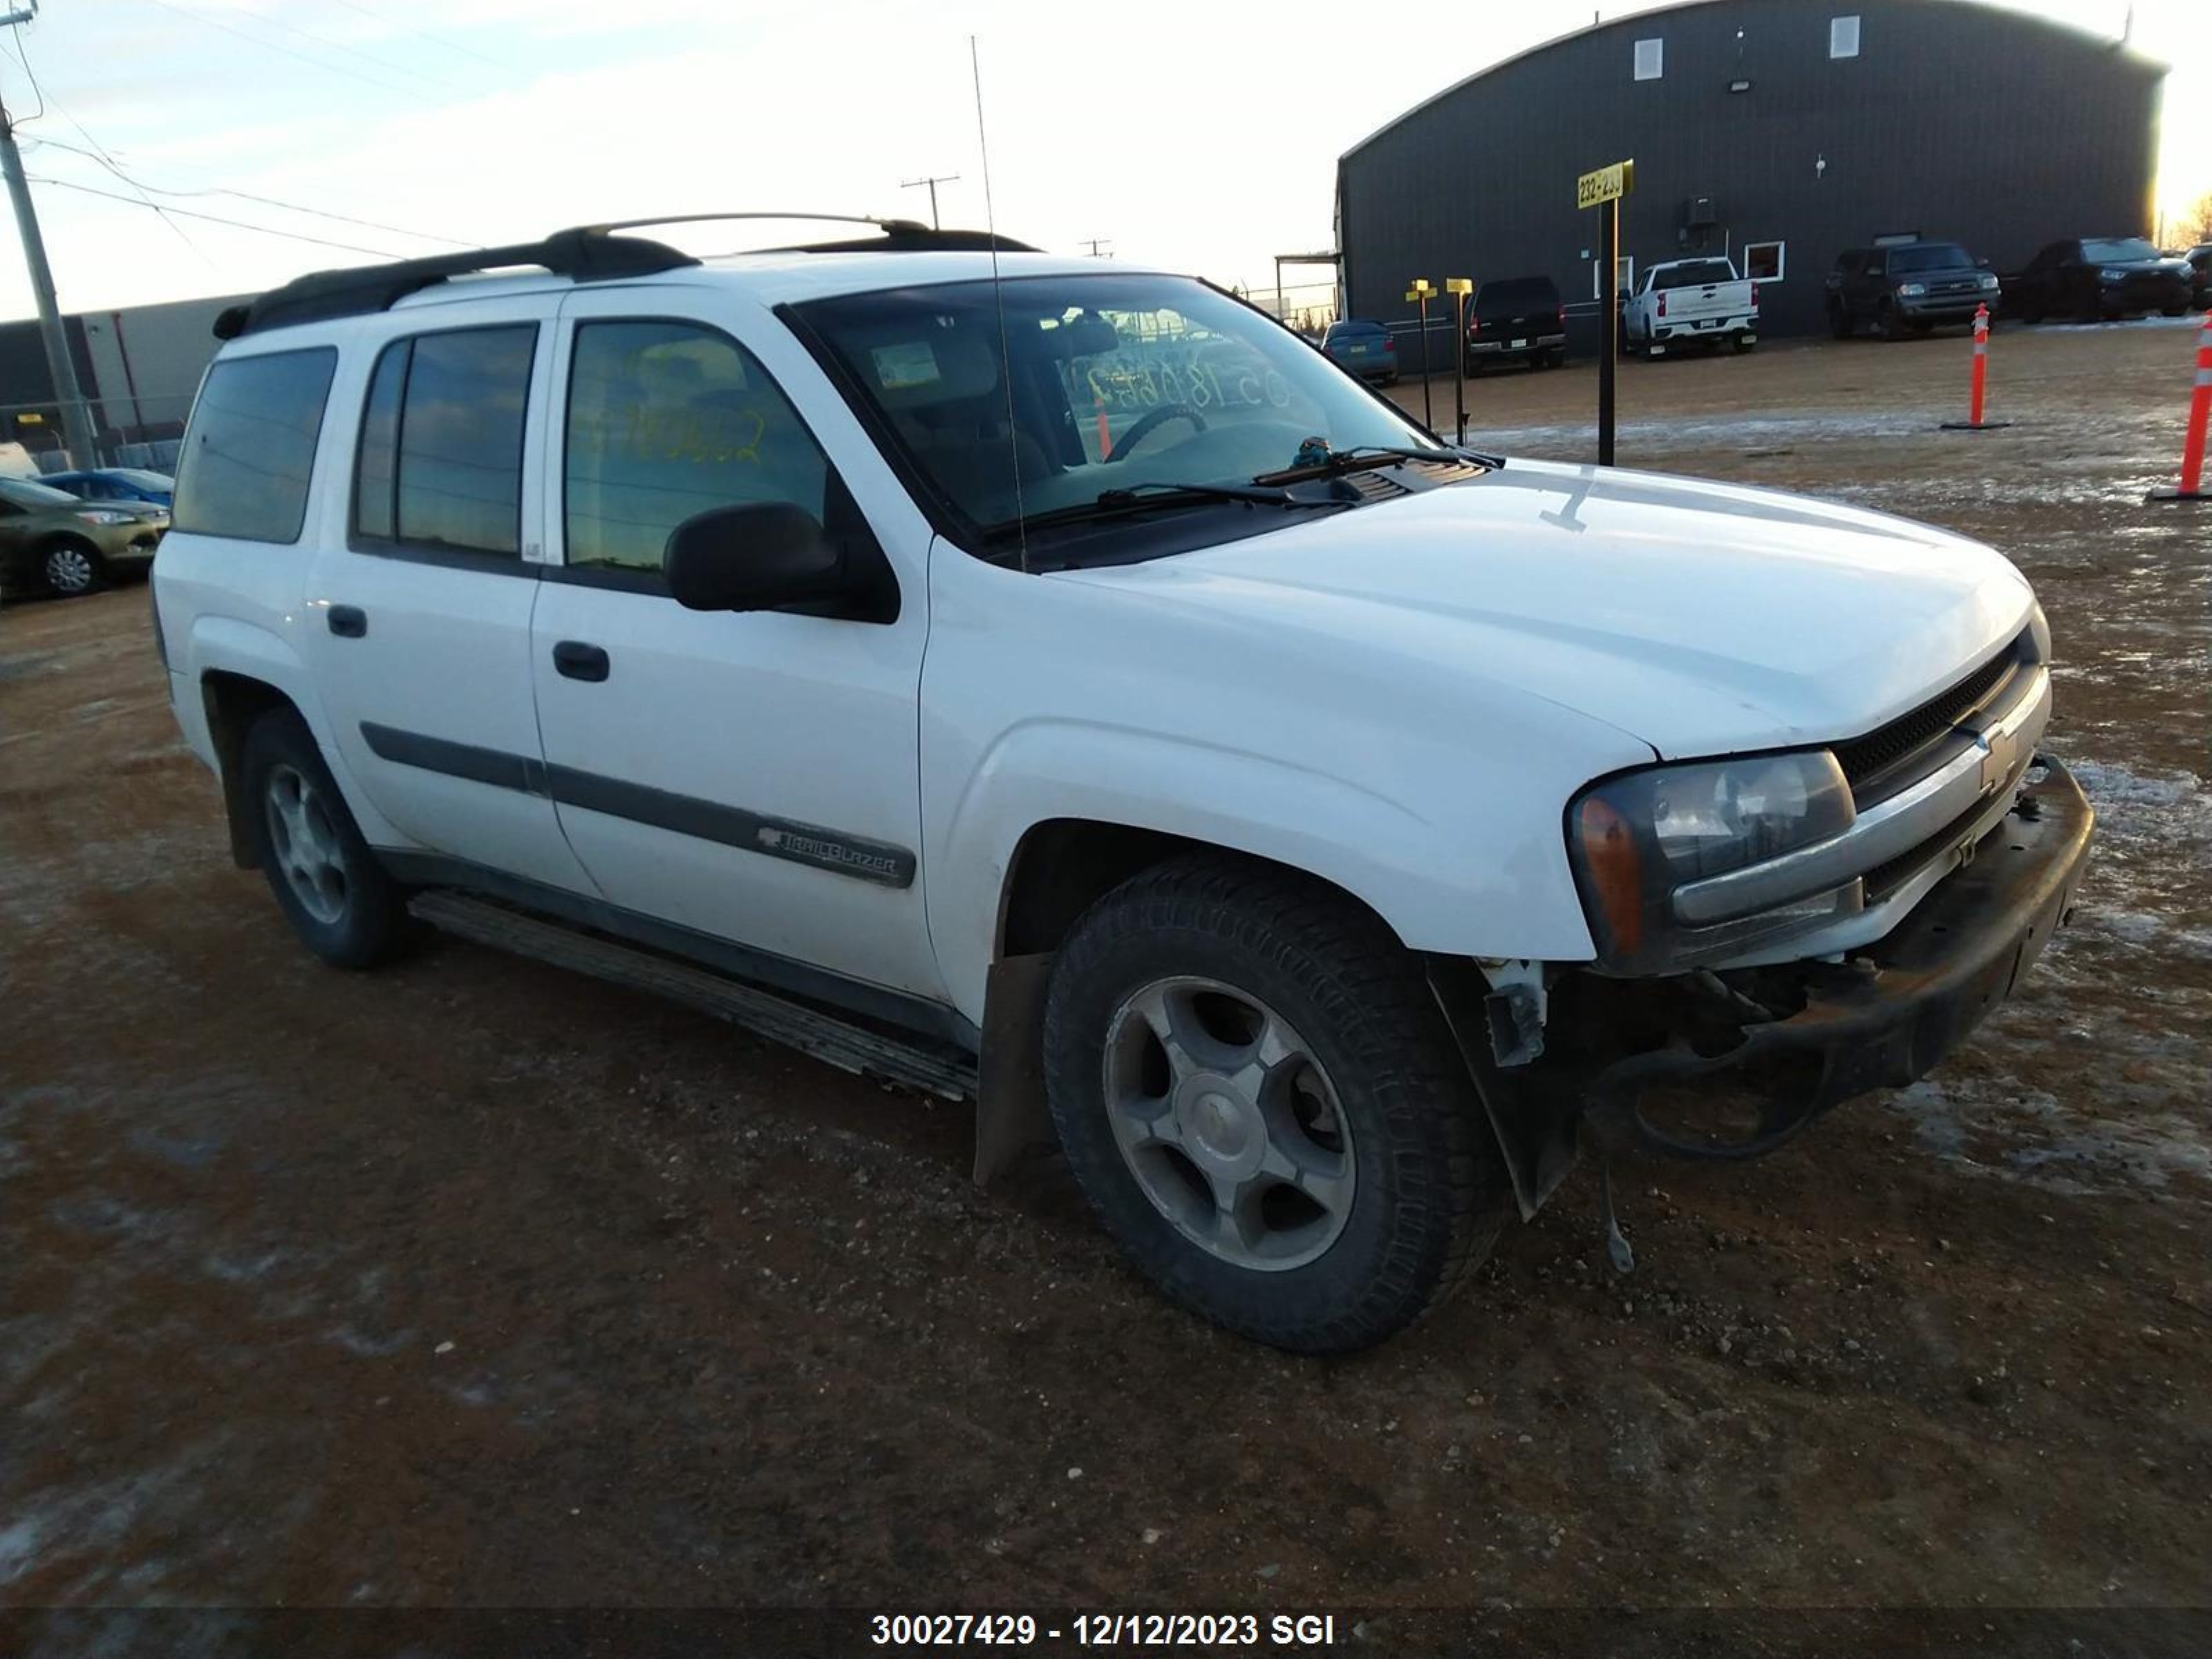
[2099,268,2127,282]
[75,509,133,525]
[1568,750,1857,973]
[1895,282,1927,297]
[1979,273,2000,290]
[2027,600,2051,664]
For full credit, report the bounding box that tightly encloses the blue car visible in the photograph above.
[37,467,175,509]
[1320,319,1398,385]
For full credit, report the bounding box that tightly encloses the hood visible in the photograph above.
[1056,458,2034,761]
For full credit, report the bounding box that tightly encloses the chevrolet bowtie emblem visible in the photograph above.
[1977,725,2020,796]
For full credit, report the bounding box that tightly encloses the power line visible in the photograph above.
[3,31,212,265]
[212,0,467,96]
[134,0,440,105]
[26,174,407,259]
[3,21,41,122]
[313,0,511,70]
[23,133,471,247]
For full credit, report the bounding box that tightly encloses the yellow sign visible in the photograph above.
[1403,279,1435,302]
[1445,277,1473,295]
[1576,158,1635,209]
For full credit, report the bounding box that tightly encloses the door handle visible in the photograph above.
[552,640,610,682]
[328,604,367,638]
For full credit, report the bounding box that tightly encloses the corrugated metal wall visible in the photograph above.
[1338,0,2162,348]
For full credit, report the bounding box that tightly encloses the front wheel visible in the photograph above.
[41,538,106,597]
[1042,856,1512,1353]
[241,707,410,968]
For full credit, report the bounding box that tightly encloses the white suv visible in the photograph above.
[153,216,2093,1353]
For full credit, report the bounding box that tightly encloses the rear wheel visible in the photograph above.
[1042,856,1513,1353]
[40,538,104,597]
[241,707,410,968]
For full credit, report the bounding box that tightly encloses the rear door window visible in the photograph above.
[172,347,338,544]
[351,324,536,558]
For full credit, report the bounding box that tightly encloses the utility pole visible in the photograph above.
[1080,237,1112,259]
[1,6,93,469]
[900,173,959,230]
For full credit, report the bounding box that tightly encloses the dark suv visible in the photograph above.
[1465,275,1565,371]
[2007,238,2193,324]
[1826,243,1998,339]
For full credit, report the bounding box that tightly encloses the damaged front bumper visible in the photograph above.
[1434,756,2095,1216]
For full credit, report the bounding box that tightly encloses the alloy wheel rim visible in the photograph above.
[263,765,350,925]
[45,546,93,594]
[1100,976,1355,1272]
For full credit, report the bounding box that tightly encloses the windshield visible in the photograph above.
[1476,279,1555,312]
[1323,320,1386,341]
[798,274,1442,541]
[2082,238,2159,263]
[0,477,81,509]
[1888,244,1973,273]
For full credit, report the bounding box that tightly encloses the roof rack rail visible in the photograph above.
[213,214,1039,339]
[592,212,1037,255]
[212,226,696,340]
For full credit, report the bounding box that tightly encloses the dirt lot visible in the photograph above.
[3,320,2209,1642]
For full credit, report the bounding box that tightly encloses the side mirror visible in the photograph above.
[663,502,848,613]
[1976,258,1993,270]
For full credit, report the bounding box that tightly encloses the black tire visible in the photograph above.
[1042,855,1513,1353]
[2162,302,2188,319]
[1881,303,1907,341]
[240,706,409,969]
[39,537,106,598]
[1828,303,1853,340]
[1732,332,1756,354]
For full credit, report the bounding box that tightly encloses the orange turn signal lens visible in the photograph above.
[1577,795,1644,959]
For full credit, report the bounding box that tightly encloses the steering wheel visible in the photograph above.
[1105,404,1206,462]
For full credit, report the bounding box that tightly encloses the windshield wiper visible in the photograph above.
[1097,480,1302,508]
[986,480,1343,538]
[1250,444,1502,485]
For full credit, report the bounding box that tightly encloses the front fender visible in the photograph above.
[926,715,1604,1026]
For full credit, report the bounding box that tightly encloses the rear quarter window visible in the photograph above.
[172,346,339,544]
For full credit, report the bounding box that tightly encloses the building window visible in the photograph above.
[1744,241,1786,282]
[1830,15,1860,58]
[1634,37,1663,79]
[1597,255,1635,301]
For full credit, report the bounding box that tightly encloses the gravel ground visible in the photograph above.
[2,318,2208,1651]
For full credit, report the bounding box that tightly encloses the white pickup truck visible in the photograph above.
[1622,256,1760,357]
[153,216,2091,1353]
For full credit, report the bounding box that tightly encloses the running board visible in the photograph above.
[406,890,976,1101]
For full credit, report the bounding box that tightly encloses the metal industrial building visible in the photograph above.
[1,290,241,470]
[1336,0,2165,355]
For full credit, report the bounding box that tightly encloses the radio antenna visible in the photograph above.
[971,33,1027,574]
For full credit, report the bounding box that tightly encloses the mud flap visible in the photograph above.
[1427,957,1581,1221]
[973,952,1056,1188]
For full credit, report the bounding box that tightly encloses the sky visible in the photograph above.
[0,0,2204,326]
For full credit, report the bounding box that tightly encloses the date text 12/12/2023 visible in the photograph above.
[870,1613,1340,1647]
